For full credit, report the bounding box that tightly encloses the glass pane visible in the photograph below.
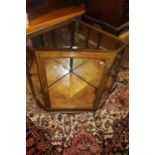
[87,29,100,49]
[55,26,71,48]
[44,58,69,86]
[29,60,41,95]
[31,75,41,95]
[48,73,95,109]
[100,34,124,50]
[27,58,45,107]
[29,20,124,51]
[73,59,105,88]
[43,58,105,109]
[75,24,100,49]
[36,93,44,106]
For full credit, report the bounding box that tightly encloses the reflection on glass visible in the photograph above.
[29,57,105,109]
[43,58,105,109]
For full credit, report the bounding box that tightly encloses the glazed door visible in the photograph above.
[35,49,116,111]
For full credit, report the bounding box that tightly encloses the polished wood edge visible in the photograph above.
[34,48,116,53]
[26,7,85,35]
[35,50,117,60]
[35,98,96,112]
[26,20,73,39]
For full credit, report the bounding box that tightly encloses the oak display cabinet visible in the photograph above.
[26,19,127,112]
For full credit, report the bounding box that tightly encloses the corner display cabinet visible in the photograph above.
[26,19,128,112]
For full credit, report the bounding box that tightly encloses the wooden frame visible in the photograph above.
[34,49,117,111]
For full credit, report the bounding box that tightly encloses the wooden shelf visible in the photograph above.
[26,5,85,35]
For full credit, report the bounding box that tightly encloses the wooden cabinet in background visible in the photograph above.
[83,0,129,35]
[26,0,129,35]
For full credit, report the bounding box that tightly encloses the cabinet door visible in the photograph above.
[35,49,116,111]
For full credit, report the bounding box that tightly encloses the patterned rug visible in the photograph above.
[26,60,128,155]
[27,114,128,155]
[26,117,52,155]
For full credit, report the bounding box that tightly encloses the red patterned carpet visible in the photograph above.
[27,115,128,155]
[26,117,52,155]
[26,62,129,155]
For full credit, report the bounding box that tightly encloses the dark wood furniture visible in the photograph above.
[26,0,85,35]
[83,0,129,35]
[26,19,127,112]
[26,0,129,35]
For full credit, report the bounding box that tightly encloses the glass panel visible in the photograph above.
[28,60,42,95]
[44,58,69,86]
[26,75,44,107]
[29,20,124,51]
[31,75,41,95]
[73,59,105,88]
[26,77,31,93]
[48,73,95,109]
[32,34,44,48]
[74,23,87,48]
[30,23,71,49]
[74,23,101,49]
[36,93,44,106]
[53,58,70,70]
[55,26,71,48]
[100,34,124,50]
[27,58,45,107]
[73,59,87,69]
[87,29,100,49]
[42,58,105,109]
